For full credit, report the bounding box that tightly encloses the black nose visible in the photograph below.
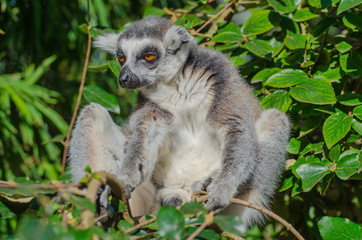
[118,66,141,89]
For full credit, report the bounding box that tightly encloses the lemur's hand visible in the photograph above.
[204,179,235,212]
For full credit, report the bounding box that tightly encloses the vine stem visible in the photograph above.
[125,216,156,234]
[195,0,235,33]
[61,0,92,174]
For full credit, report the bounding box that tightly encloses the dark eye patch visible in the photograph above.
[137,45,160,61]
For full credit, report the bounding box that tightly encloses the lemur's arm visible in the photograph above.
[118,101,173,197]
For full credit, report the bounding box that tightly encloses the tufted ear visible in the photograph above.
[93,32,119,54]
[163,25,193,54]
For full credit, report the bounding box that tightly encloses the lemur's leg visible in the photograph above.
[117,104,173,198]
[222,109,290,227]
[69,103,125,181]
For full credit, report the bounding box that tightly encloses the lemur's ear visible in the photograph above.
[163,25,193,54]
[93,32,119,54]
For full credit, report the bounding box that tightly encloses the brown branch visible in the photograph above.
[125,216,156,234]
[192,191,305,240]
[80,177,103,228]
[195,0,235,33]
[61,0,92,174]
[222,232,245,240]
[186,211,214,240]
[0,180,80,190]
[94,213,108,223]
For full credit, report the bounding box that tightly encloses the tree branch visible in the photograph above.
[125,216,156,234]
[186,211,214,240]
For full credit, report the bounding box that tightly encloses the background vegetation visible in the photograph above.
[0,0,361,239]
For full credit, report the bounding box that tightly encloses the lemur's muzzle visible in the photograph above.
[119,66,141,89]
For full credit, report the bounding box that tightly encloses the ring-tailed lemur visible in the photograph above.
[69,17,290,227]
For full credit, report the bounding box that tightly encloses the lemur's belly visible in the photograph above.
[152,118,224,194]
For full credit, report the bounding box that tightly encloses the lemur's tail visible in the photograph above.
[223,109,290,227]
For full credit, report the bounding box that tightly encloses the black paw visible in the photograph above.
[161,197,183,207]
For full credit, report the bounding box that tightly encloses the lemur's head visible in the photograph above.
[94,17,193,90]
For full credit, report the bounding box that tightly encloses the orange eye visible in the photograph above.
[118,56,125,63]
[144,54,155,61]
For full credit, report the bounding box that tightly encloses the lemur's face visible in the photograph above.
[93,17,193,90]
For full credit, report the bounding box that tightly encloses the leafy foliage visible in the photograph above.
[0,0,361,239]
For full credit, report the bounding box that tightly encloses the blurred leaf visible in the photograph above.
[289,78,337,104]
[337,93,362,106]
[0,201,16,219]
[66,193,96,211]
[244,39,273,58]
[323,112,353,149]
[352,119,362,135]
[293,8,319,22]
[342,13,362,31]
[83,85,120,114]
[337,0,362,15]
[211,32,243,42]
[214,215,245,236]
[157,206,185,240]
[264,69,307,88]
[186,227,219,240]
[180,202,207,216]
[295,161,331,192]
[268,0,302,13]
[312,17,337,38]
[287,138,302,154]
[242,10,274,36]
[143,7,165,17]
[354,105,362,120]
[251,68,281,84]
[335,153,360,180]
[88,64,109,70]
[336,41,353,54]
[318,216,362,240]
[108,59,121,78]
[261,90,292,112]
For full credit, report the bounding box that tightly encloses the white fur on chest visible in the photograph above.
[144,68,225,194]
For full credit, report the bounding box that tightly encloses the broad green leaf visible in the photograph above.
[143,7,165,17]
[336,41,353,54]
[329,144,340,162]
[176,14,204,29]
[342,13,362,31]
[289,78,337,104]
[186,227,219,240]
[269,38,284,57]
[83,85,120,114]
[108,60,121,78]
[337,0,362,15]
[340,149,360,159]
[287,138,301,154]
[352,119,362,135]
[230,53,250,66]
[261,90,292,112]
[211,32,244,42]
[219,23,241,34]
[157,206,185,240]
[312,17,337,38]
[180,202,207,216]
[318,217,362,240]
[309,0,340,9]
[337,93,362,106]
[251,68,282,84]
[242,10,274,36]
[279,176,294,191]
[117,220,133,231]
[340,52,362,76]
[214,215,245,236]
[292,8,319,22]
[264,69,307,88]
[295,162,331,192]
[354,105,362,120]
[67,193,96,211]
[268,0,302,13]
[244,39,273,58]
[323,112,353,149]
[335,153,360,180]
[0,201,16,219]
[285,32,308,50]
[319,68,342,82]
[300,142,324,156]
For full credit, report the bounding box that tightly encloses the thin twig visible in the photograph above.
[186,211,214,240]
[125,216,156,234]
[61,0,92,174]
[130,232,156,240]
[222,232,245,240]
[0,181,80,190]
[94,213,108,223]
[195,0,235,33]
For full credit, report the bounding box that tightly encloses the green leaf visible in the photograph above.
[337,0,362,15]
[342,13,362,31]
[251,68,282,84]
[352,119,362,135]
[175,14,204,29]
[289,78,337,104]
[285,32,308,50]
[312,17,337,38]
[295,162,331,192]
[268,0,302,13]
[157,206,185,240]
[338,93,362,106]
[261,90,292,112]
[211,32,243,42]
[279,176,294,191]
[88,64,109,70]
[67,194,96,211]
[83,85,120,114]
[244,39,273,58]
[319,68,342,82]
[336,41,353,54]
[318,217,362,240]
[186,227,219,240]
[264,69,307,88]
[354,105,362,120]
[214,215,245,236]
[287,138,301,154]
[292,8,319,22]
[323,112,353,149]
[180,202,207,216]
[242,10,274,36]
[329,144,340,162]
[0,201,16,219]
[108,60,121,78]
[143,7,165,17]
[335,153,360,180]
[340,52,362,76]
